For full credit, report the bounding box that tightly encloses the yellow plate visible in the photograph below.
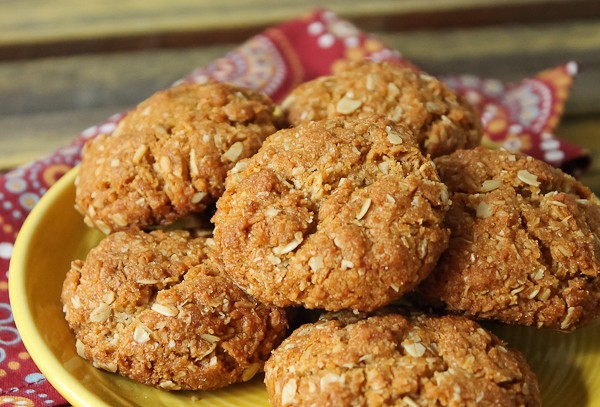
[9,167,269,407]
[9,167,600,406]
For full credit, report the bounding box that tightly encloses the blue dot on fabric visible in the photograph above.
[25,372,46,384]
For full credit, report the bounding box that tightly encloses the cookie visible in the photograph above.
[265,310,540,407]
[282,60,482,158]
[75,82,278,233]
[419,147,600,330]
[61,229,288,390]
[211,116,450,311]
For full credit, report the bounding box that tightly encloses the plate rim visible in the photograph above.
[9,165,600,406]
[9,167,113,407]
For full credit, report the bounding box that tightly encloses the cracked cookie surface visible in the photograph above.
[75,82,278,233]
[282,60,482,158]
[420,147,600,330]
[61,229,288,390]
[265,310,540,407]
[211,116,450,311]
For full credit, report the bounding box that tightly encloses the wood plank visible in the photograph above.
[1,20,598,117]
[2,0,600,60]
[0,106,128,171]
[0,46,234,116]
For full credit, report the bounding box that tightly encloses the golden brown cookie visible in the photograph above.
[265,310,540,407]
[211,116,450,311]
[282,60,482,158]
[419,147,600,330]
[61,229,288,390]
[75,82,278,233]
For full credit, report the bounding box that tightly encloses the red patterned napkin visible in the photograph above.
[0,9,586,406]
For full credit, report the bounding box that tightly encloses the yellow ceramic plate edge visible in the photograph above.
[9,166,600,406]
[9,167,111,407]
[8,167,271,407]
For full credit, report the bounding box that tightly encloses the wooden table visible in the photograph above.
[2,0,600,191]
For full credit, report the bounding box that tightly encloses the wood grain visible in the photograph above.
[3,0,600,60]
[2,20,598,117]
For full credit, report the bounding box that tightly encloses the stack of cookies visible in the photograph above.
[62,61,600,406]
